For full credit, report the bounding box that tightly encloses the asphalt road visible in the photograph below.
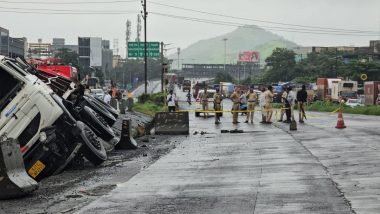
[78,87,380,214]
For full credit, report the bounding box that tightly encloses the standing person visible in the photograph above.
[259,88,266,123]
[213,88,223,124]
[201,88,209,118]
[240,90,248,116]
[264,86,274,124]
[278,89,288,122]
[186,91,192,105]
[103,90,112,104]
[230,87,241,124]
[283,87,294,123]
[297,85,308,123]
[245,88,257,123]
[167,90,176,112]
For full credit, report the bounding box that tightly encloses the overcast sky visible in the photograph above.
[1,0,379,57]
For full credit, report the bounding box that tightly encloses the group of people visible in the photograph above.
[166,85,308,124]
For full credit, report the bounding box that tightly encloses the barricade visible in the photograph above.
[115,119,138,150]
[154,112,189,135]
[0,138,38,199]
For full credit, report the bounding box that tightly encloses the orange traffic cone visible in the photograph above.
[335,110,346,129]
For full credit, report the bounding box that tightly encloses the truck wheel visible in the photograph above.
[91,95,119,119]
[77,122,107,166]
[81,106,115,141]
[83,96,117,126]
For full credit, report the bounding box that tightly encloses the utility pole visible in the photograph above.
[142,0,148,94]
[177,48,181,71]
[161,41,164,92]
[223,38,228,72]
[335,48,338,78]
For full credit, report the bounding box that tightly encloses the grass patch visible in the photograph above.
[133,92,166,116]
[307,101,380,116]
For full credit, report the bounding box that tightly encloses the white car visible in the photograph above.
[345,99,364,108]
[90,88,105,100]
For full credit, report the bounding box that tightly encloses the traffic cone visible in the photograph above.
[335,110,346,129]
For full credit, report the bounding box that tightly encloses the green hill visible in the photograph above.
[171,25,298,65]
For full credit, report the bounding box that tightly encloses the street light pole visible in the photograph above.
[142,0,148,94]
[223,38,228,72]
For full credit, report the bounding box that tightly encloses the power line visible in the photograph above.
[149,1,379,34]
[0,10,136,14]
[0,6,136,13]
[0,0,138,4]
[150,12,379,37]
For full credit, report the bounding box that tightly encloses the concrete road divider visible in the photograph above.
[115,119,138,150]
[0,139,38,199]
[154,112,189,135]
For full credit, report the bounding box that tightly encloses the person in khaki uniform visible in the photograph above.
[263,86,274,124]
[230,87,241,124]
[201,88,209,118]
[245,88,257,123]
[213,88,222,124]
[278,90,288,122]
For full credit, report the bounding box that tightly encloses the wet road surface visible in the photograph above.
[78,88,380,214]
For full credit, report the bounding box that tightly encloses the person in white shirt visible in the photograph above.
[167,90,176,112]
[103,90,112,104]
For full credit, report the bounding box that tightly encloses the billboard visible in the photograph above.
[238,51,260,63]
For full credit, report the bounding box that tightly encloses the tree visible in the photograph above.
[263,48,296,83]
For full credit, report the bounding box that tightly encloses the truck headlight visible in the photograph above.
[39,132,47,143]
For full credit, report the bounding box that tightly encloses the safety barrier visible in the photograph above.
[154,112,189,135]
[115,119,138,150]
[0,139,39,199]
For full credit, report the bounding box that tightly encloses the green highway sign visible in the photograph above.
[128,42,160,58]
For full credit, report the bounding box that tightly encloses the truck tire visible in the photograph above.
[91,95,119,119]
[77,122,107,166]
[82,96,117,126]
[80,106,115,141]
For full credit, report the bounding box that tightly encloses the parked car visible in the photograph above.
[345,99,364,108]
[90,88,105,100]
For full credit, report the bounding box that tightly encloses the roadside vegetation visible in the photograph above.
[307,101,380,116]
[133,92,166,116]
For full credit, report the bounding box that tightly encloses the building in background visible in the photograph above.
[0,27,9,56]
[78,37,113,77]
[9,37,27,58]
[292,47,313,61]
[51,38,78,56]
[28,39,52,58]
[370,40,380,54]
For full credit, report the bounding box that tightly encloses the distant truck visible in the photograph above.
[364,81,380,105]
[220,82,235,97]
[177,76,185,85]
[316,78,358,102]
[182,80,191,92]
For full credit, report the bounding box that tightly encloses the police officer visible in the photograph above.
[297,85,308,123]
[245,88,257,123]
[201,88,209,118]
[263,86,274,124]
[230,87,241,124]
[213,88,222,124]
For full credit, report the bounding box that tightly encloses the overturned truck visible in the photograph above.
[0,57,119,199]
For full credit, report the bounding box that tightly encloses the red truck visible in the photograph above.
[28,58,78,81]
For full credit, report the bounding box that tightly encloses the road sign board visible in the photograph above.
[128,42,160,58]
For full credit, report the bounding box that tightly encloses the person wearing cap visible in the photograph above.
[201,88,209,118]
[263,86,274,124]
[213,88,223,124]
[230,87,241,124]
[245,88,257,123]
